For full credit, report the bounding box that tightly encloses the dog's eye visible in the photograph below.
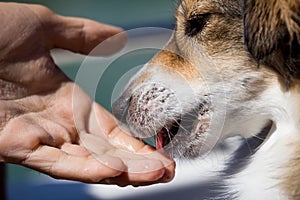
[185,14,210,37]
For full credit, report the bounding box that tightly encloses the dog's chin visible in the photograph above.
[182,109,212,158]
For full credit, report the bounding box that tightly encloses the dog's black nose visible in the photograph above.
[112,94,131,123]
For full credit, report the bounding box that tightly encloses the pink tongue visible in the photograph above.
[155,130,171,158]
[155,130,164,150]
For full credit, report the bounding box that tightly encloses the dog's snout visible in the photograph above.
[116,83,181,138]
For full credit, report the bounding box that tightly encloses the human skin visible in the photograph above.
[0,3,174,186]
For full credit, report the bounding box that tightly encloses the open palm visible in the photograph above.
[0,3,174,186]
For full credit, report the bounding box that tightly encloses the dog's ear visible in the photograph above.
[243,0,300,80]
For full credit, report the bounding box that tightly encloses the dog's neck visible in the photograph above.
[225,80,300,200]
[280,82,300,199]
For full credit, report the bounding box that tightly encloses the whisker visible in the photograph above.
[250,134,265,141]
[244,139,253,154]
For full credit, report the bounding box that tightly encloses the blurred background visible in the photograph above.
[0,1,238,200]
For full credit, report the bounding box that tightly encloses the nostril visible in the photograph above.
[112,95,131,123]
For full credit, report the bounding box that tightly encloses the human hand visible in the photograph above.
[0,3,175,186]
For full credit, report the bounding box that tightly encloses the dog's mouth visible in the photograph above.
[141,120,181,155]
[155,121,180,150]
[143,101,211,156]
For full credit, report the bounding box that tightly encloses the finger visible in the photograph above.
[99,158,175,187]
[27,114,75,147]
[88,102,176,170]
[105,122,176,184]
[100,169,173,187]
[49,15,127,55]
[99,166,165,187]
[60,143,90,157]
[23,145,126,183]
[79,131,162,172]
[0,118,55,163]
[120,159,165,183]
[115,150,176,184]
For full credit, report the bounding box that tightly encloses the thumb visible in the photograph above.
[49,14,127,56]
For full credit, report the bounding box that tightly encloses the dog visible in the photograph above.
[113,0,300,199]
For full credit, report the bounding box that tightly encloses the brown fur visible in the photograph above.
[244,0,300,81]
[282,142,300,199]
[149,50,200,80]
[132,73,150,88]
[177,0,244,56]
